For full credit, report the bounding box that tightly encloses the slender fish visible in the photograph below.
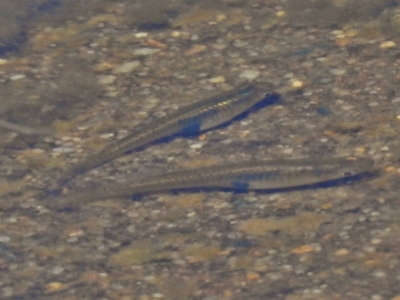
[51,157,374,208]
[58,84,280,185]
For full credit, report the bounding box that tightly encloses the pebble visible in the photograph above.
[284,72,294,79]
[152,293,165,298]
[0,236,11,242]
[66,237,79,243]
[2,287,13,297]
[341,105,354,111]
[136,111,148,118]
[380,41,396,49]
[185,44,207,56]
[302,61,314,68]
[98,75,116,84]
[239,70,260,80]
[106,91,119,97]
[45,282,65,292]
[10,74,26,80]
[209,76,225,83]
[99,133,114,139]
[216,14,227,22]
[52,147,75,153]
[213,43,227,50]
[135,32,148,38]
[133,48,161,56]
[370,238,382,245]
[291,80,304,89]
[264,44,278,52]
[330,69,347,76]
[373,271,387,278]
[392,97,400,103]
[233,40,248,48]
[331,30,345,36]
[112,61,141,74]
[334,248,350,256]
[171,31,180,37]
[190,143,203,149]
[143,97,160,108]
[52,266,64,274]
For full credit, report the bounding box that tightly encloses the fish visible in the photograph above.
[50,156,374,208]
[58,83,280,185]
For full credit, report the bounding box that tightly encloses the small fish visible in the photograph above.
[51,156,374,208]
[58,84,280,185]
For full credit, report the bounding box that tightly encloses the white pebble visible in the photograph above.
[330,69,347,76]
[10,74,26,80]
[135,32,148,38]
[391,97,400,103]
[98,75,116,84]
[100,133,114,139]
[133,48,160,56]
[380,41,396,49]
[233,40,247,48]
[209,76,225,83]
[52,266,64,274]
[239,70,260,80]
[373,271,387,278]
[53,147,75,153]
[171,31,180,37]
[112,61,141,74]
[0,236,11,242]
[190,143,203,149]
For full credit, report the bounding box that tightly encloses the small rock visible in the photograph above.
[330,69,347,76]
[0,236,11,242]
[133,48,160,56]
[52,147,75,153]
[171,31,180,37]
[10,74,26,80]
[113,61,141,74]
[98,75,117,84]
[380,41,396,49]
[135,32,148,38]
[233,40,247,48]
[185,44,207,56]
[239,70,260,80]
[190,143,203,149]
[209,76,225,83]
